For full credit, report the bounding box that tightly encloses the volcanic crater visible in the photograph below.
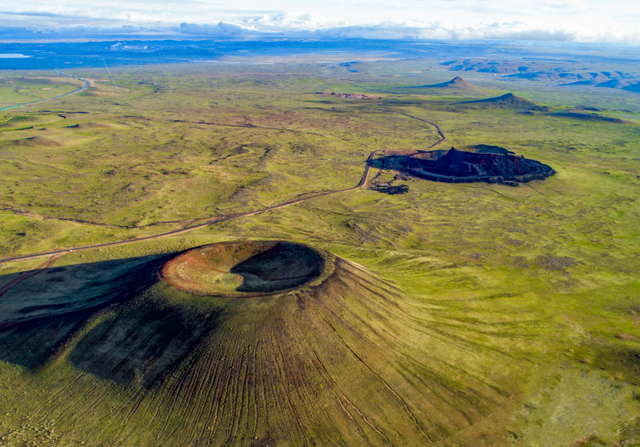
[160,241,325,297]
[0,240,522,445]
[375,145,555,185]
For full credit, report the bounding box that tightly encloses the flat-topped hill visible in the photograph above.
[374,146,554,185]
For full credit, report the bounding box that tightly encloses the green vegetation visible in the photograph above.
[0,75,82,109]
[0,62,639,446]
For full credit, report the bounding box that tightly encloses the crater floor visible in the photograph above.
[160,241,325,297]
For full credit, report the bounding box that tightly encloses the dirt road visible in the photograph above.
[0,254,64,296]
[0,70,90,112]
[0,117,444,266]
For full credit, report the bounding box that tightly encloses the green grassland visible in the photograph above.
[0,62,639,446]
[0,75,83,109]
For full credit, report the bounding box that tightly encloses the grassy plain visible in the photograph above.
[0,75,82,109]
[0,61,639,446]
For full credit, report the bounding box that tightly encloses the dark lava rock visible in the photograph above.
[552,111,628,123]
[372,184,409,195]
[400,76,478,90]
[457,93,537,109]
[374,147,555,185]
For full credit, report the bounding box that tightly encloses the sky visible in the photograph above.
[2,0,640,43]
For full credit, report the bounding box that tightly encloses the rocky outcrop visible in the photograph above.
[457,93,537,109]
[399,76,479,90]
[376,147,555,185]
[320,92,383,99]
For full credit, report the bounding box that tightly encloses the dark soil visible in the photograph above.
[399,76,478,90]
[372,184,409,195]
[372,146,555,185]
[457,93,537,109]
[552,111,628,123]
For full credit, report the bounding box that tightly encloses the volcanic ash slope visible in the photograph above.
[0,245,528,446]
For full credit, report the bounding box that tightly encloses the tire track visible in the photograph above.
[271,330,313,446]
[325,319,437,445]
[0,253,64,297]
[289,308,379,445]
[0,70,90,113]
[389,112,447,149]
[198,349,227,442]
[0,116,446,266]
[296,312,389,445]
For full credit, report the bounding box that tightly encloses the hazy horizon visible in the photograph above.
[2,0,640,44]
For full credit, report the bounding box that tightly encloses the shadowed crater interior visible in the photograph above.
[373,145,555,185]
[160,241,324,297]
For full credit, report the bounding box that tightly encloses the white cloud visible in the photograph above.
[2,0,640,43]
[179,21,256,35]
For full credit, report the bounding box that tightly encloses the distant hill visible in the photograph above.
[12,136,60,147]
[596,79,640,92]
[596,79,634,89]
[552,111,628,124]
[505,72,557,81]
[64,122,111,129]
[399,76,479,91]
[561,80,597,86]
[457,92,537,109]
[562,79,640,91]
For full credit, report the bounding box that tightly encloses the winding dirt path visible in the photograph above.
[0,115,445,266]
[391,112,447,148]
[0,70,90,112]
[0,253,65,296]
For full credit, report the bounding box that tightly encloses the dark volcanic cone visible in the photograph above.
[0,241,526,446]
[458,92,537,109]
[428,76,476,89]
[551,111,628,124]
[400,76,479,90]
[374,146,554,185]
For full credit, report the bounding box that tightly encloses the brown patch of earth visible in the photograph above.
[320,92,383,99]
[457,92,537,109]
[399,76,480,91]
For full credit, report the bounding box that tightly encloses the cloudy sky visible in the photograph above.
[2,0,640,43]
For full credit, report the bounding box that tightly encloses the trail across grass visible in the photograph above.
[0,109,447,266]
[0,70,89,112]
[0,149,381,264]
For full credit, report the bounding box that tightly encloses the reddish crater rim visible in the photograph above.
[160,241,325,298]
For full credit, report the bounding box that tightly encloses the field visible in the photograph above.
[0,58,639,446]
[0,75,84,110]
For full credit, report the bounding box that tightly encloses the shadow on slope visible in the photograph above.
[68,298,223,387]
[398,76,479,90]
[0,245,533,446]
[11,136,61,147]
[456,92,540,109]
[0,254,169,371]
